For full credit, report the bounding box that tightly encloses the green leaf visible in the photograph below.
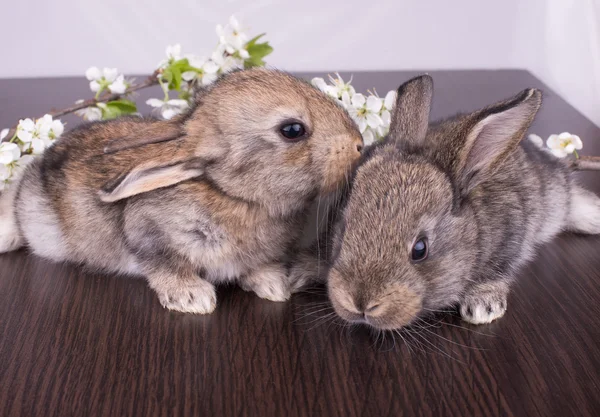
[243,33,273,68]
[245,41,273,68]
[245,33,266,48]
[100,99,138,120]
[162,59,192,91]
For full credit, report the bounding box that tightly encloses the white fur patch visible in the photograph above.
[156,279,217,314]
[18,187,68,261]
[460,300,506,324]
[0,185,23,253]
[569,186,600,235]
[241,264,291,302]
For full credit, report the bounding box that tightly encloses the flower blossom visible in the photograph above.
[546,132,583,158]
[146,98,189,120]
[85,67,128,95]
[16,115,64,154]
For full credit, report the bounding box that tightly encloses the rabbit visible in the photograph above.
[326,74,600,330]
[0,68,363,314]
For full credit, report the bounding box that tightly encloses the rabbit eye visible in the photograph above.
[280,123,306,141]
[411,238,428,262]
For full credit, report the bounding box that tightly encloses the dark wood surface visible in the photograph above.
[1,70,599,417]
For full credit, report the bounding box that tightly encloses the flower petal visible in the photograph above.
[0,128,9,141]
[162,108,177,120]
[362,129,375,146]
[203,61,220,74]
[366,96,383,113]
[167,99,190,109]
[201,73,218,85]
[571,134,583,149]
[103,68,118,82]
[31,138,46,154]
[380,109,391,126]
[564,143,575,153]
[89,80,101,92]
[186,55,206,69]
[17,129,33,142]
[181,71,197,82]
[87,107,103,121]
[351,93,366,108]
[85,67,102,81]
[557,132,572,140]
[366,113,383,129]
[229,15,240,31]
[384,90,397,110]
[51,120,64,137]
[19,118,35,132]
[341,91,352,108]
[527,134,544,148]
[108,75,127,94]
[546,134,560,149]
[311,78,327,91]
[146,98,165,108]
[357,117,368,133]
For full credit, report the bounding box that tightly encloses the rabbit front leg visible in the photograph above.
[143,259,217,314]
[239,263,293,302]
[459,279,510,324]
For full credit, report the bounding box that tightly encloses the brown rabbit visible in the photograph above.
[327,75,600,330]
[0,68,363,314]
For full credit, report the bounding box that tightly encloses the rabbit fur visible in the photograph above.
[327,75,600,330]
[0,68,363,314]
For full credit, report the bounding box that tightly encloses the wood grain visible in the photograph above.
[1,70,599,417]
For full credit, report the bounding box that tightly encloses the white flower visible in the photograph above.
[0,142,20,165]
[158,44,183,68]
[311,77,329,93]
[216,16,250,60]
[211,44,243,73]
[362,128,376,146]
[108,74,127,94]
[182,56,220,85]
[345,93,384,133]
[16,115,63,154]
[75,101,103,121]
[0,128,9,141]
[546,132,583,158]
[325,73,356,99]
[383,90,396,111]
[86,67,127,95]
[146,98,189,120]
[166,44,182,60]
[376,90,397,137]
[527,134,544,148]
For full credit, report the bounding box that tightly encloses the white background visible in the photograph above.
[4,0,600,127]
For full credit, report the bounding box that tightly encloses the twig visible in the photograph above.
[1,70,161,143]
[569,155,600,171]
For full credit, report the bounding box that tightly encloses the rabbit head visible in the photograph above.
[328,75,542,330]
[100,68,363,217]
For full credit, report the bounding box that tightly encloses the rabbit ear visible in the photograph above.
[103,123,184,154]
[456,88,542,198]
[388,75,433,149]
[98,158,204,202]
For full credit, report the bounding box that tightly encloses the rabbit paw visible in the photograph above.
[460,282,509,325]
[241,264,291,302]
[156,279,217,314]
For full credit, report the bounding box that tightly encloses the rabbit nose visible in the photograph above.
[354,137,364,154]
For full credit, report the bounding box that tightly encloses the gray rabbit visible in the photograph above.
[327,75,600,330]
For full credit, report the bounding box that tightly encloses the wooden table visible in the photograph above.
[1,70,599,417]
